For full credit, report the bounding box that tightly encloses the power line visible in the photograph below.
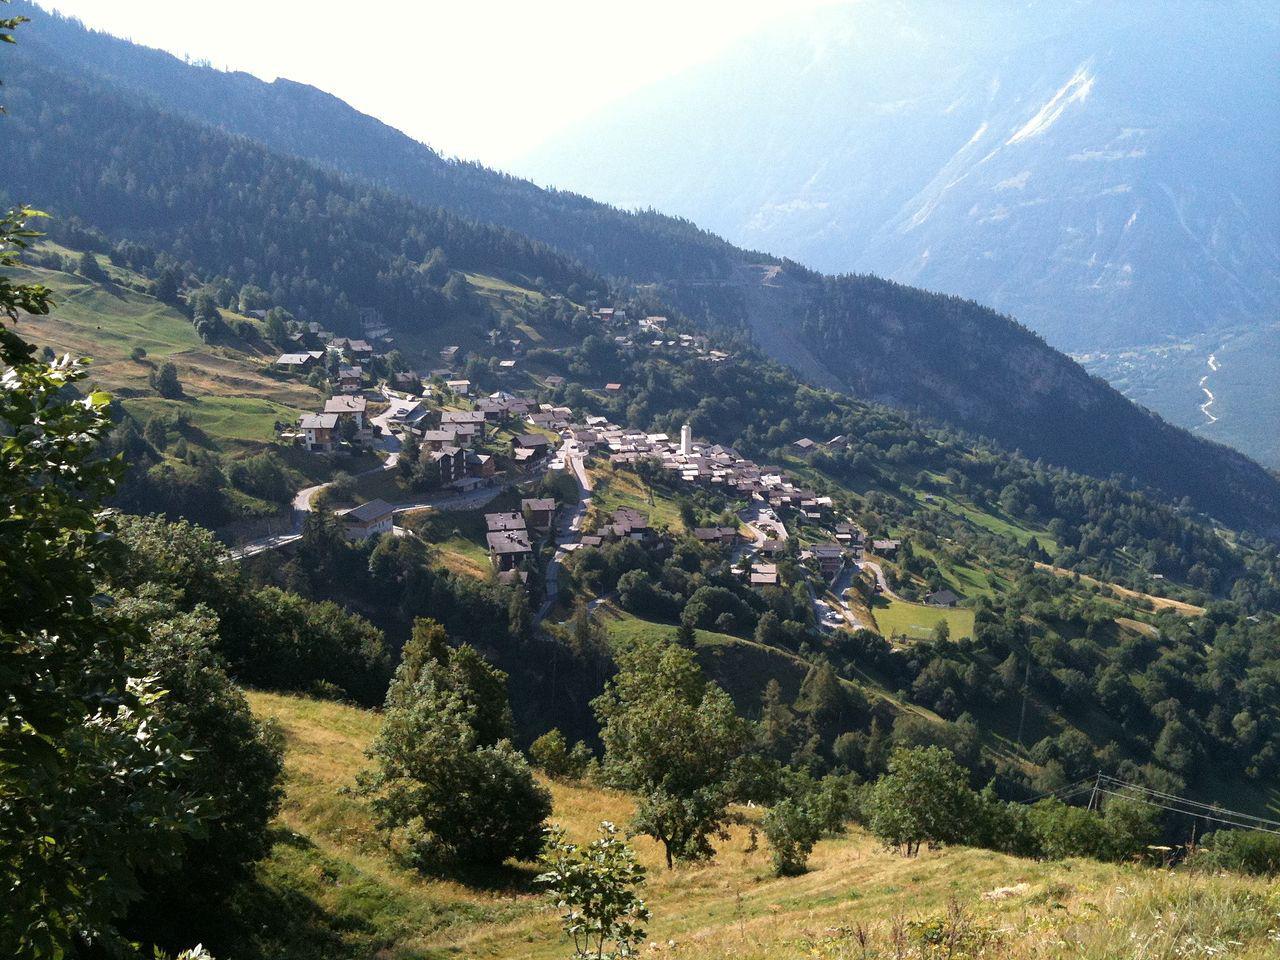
[1089,786,1280,837]
[1094,775,1280,833]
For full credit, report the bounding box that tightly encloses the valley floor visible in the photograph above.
[238,691,1280,960]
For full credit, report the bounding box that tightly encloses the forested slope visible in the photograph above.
[8,4,1280,536]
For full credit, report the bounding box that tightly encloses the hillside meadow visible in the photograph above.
[237,691,1280,960]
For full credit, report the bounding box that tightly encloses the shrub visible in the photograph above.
[530,729,594,781]
[865,746,974,857]
[538,821,649,960]
[359,627,549,872]
[762,798,823,876]
[1191,829,1280,876]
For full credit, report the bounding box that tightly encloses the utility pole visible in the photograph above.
[1087,771,1101,812]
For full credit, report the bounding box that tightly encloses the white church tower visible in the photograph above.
[680,423,692,456]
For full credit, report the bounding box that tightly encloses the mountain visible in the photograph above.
[5,2,1280,536]
[519,1,1280,353]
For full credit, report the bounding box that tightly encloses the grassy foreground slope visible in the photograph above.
[242,691,1280,960]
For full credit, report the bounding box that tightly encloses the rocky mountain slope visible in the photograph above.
[520,0,1280,355]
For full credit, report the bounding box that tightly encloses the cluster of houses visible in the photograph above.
[541,415,837,521]
[278,324,388,453]
[586,308,735,367]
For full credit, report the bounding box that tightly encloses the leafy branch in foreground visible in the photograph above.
[538,821,650,960]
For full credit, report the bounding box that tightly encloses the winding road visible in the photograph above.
[1198,352,1220,426]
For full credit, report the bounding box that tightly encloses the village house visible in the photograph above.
[339,499,395,541]
[693,526,738,548]
[383,398,428,433]
[439,410,487,439]
[439,345,460,364]
[750,562,779,587]
[486,529,532,572]
[445,379,472,396]
[332,337,374,362]
[543,375,564,389]
[276,351,323,371]
[512,433,550,463]
[465,450,495,479]
[604,507,651,543]
[925,589,960,608]
[419,428,459,451]
[299,413,338,452]
[430,445,466,485]
[873,539,902,558]
[336,365,363,394]
[323,394,367,431]
[390,371,422,393]
[760,538,787,559]
[603,382,622,393]
[809,542,846,577]
[486,512,527,533]
[521,497,556,529]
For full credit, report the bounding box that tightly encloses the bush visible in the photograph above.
[149,360,183,398]
[530,728,595,781]
[762,798,823,876]
[1190,830,1280,876]
[117,599,284,947]
[865,746,974,857]
[359,627,550,872]
[538,822,649,960]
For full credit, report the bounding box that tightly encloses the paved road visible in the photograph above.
[860,558,900,601]
[536,447,592,623]
[827,562,874,630]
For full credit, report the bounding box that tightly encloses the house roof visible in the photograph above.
[514,433,549,448]
[486,512,527,532]
[441,410,485,424]
[324,395,366,415]
[522,498,556,512]
[926,589,960,605]
[300,413,338,429]
[343,499,394,523]
[486,530,532,554]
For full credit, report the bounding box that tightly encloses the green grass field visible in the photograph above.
[9,260,321,451]
[587,461,687,533]
[230,691,1280,960]
[872,598,976,641]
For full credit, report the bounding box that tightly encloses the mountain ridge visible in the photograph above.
[519,0,1280,354]
[5,2,1280,536]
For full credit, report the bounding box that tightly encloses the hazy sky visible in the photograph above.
[36,0,844,170]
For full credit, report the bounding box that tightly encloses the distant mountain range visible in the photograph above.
[518,0,1280,355]
[5,1,1280,534]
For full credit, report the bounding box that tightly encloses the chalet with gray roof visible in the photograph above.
[339,499,395,541]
